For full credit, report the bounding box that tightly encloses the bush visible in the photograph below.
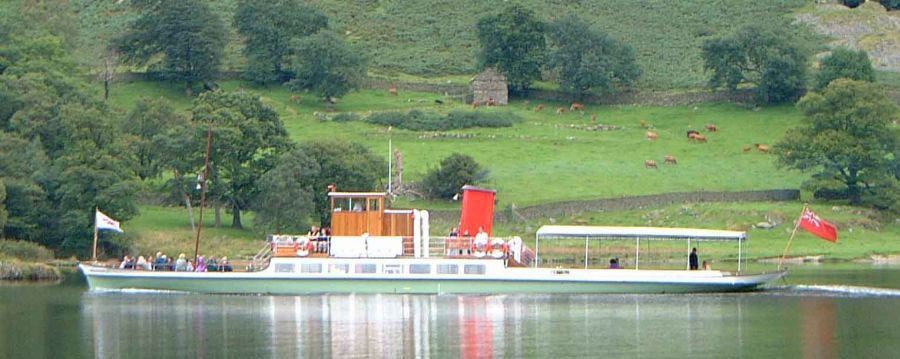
[331,112,361,122]
[842,0,864,8]
[0,239,54,261]
[422,153,487,199]
[365,110,520,131]
[881,0,900,10]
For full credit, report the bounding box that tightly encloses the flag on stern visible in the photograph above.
[799,208,837,243]
[95,210,123,233]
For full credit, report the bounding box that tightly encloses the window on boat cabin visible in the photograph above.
[408,264,431,274]
[383,264,402,274]
[275,263,295,273]
[436,264,458,274]
[333,198,350,212]
[300,263,322,273]
[329,263,349,274]
[350,198,367,212]
[355,263,377,274]
[368,198,380,211]
[463,264,486,275]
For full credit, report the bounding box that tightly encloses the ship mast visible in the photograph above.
[194,125,213,261]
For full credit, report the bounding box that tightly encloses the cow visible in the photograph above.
[664,155,677,165]
[687,130,700,138]
[290,95,301,103]
[705,124,718,132]
[570,102,585,112]
[556,107,568,114]
[689,133,707,142]
[472,100,482,108]
[646,131,659,140]
[754,143,770,153]
[487,98,497,106]
[389,85,398,96]
[645,160,658,169]
[534,104,544,112]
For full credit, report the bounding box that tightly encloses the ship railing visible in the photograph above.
[249,242,272,272]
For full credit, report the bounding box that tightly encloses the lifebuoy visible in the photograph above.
[490,239,506,259]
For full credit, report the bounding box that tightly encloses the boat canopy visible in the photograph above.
[535,225,747,242]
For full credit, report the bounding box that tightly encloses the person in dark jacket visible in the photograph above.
[689,248,699,270]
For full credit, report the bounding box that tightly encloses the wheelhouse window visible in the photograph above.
[408,264,431,274]
[300,263,322,273]
[464,264,486,275]
[329,264,349,274]
[355,263,377,274]
[436,264,458,274]
[383,264,402,274]
[275,263,295,273]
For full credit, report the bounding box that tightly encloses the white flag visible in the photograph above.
[95,210,123,233]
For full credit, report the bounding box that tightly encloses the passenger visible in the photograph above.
[609,258,621,269]
[220,257,233,272]
[175,253,188,271]
[119,256,133,269]
[473,227,489,256]
[186,260,194,272]
[449,227,459,237]
[154,253,167,271]
[689,248,699,270]
[136,256,150,270]
[195,255,207,272]
[703,261,712,271]
[207,257,218,272]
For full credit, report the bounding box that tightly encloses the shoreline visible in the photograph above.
[0,260,64,282]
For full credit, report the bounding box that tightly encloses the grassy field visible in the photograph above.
[72,0,813,90]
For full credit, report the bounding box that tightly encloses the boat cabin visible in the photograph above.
[329,192,414,237]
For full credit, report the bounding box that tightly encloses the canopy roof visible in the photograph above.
[328,192,386,198]
[535,225,747,241]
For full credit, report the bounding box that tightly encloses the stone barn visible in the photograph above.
[470,68,508,106]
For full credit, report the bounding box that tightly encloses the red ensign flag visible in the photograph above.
[799,208,838,243]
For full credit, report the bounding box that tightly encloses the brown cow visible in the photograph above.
[646,131,659,140]
[754,143,770,153]
[534,104,544,112]
[290,95,302,103]
[689,133,707,142]
[645,160,658,169]
[556,107,568,114]
[705,124,718,132]
[472,100,482,108]
[487,98,497,106]
[389,85,398,96]
[664,155,677,165]
[570,102,585,111]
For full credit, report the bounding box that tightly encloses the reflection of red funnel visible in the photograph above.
[459,186,496,237]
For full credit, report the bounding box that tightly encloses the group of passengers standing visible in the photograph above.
[119,252,232,272]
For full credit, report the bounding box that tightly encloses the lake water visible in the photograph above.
[2,264,899,358]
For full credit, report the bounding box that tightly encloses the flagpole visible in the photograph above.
[778,204,807,270]
[92,207,99,262]
[194,125,213,262]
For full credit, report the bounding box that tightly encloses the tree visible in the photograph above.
[0,180,7,236]
[114,0,225,96]
[775,79,898,206]
[816,48,876,90]
[123,97,187,180]
[191,90,291,229]
[476,5,546,93]
[702,25,808,104]
[298,141,385,225]
[288,30,366,102]
[422,153,487,200]
[546,15,640,98]
[0,133,50,242]
[252,148,320,234]
[235,0,329,84]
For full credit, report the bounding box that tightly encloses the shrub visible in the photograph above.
[842,0,864,8]
[422,153,488,199]
[331,112,361,122]
[0,239,54,261]
[881,0,900,10]
[365,110,520,131]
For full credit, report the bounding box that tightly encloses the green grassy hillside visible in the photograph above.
[72,0,812,90]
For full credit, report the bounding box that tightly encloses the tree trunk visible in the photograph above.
[847,170,862,205]
[214,203,222,228]
[231,202,243,229]
[103,80,110,101]
[185,81,193,96]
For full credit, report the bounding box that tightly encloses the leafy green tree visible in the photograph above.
[0,134,50,241]
[816,48,876,90]
[0,180,7,236]
[476,5,546,93]
[546,15,640,98]
[422,153,487,200]
[235,0,329,84]
[298,141,385,225]
[123,97,187,180]
[288,30,367,102]
[253,148,320,234]
[191,90,291,229]
[775,79,898,206]
[114,0,225,96]
[702,25,809,104]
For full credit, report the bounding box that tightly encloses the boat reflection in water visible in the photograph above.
[81,290,881,358]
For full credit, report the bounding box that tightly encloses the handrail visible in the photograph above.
[250,242,273,272]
